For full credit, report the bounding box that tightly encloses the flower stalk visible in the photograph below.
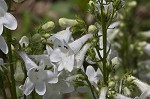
[6,0,17,98]
[99,0,108,85]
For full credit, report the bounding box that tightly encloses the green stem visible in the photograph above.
[6,0,17,98]
[7,29,17,99]
[86,80,97,99]
[100,0,108,85]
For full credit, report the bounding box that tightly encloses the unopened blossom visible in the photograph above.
[19,36,29,47]
[59,18,78,27]
[18,51,58,95]
[50,34,93,72]
[86,65,103,86]
[99,87,108,99]
[0,0,17,54]
[42,21,55,30]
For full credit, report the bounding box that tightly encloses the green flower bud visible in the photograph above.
[42,33,50,38]
[32,34,41,42]
[88,25,97,33]
[42,21,55,30]
[88,0,94,6]
[138,42,147,48]
[59,18,78,27]
[126,76,133,82]
[128,1,137,8]
[108,81,115,87]
[114,75,119,80]
[14,61,25,82]
[124,87,131,96]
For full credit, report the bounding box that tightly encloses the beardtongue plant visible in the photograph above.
[0,0,150,99]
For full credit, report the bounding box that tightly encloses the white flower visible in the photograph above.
[18,51,58,95]
[99,87,108,99]
[19,36,29,47]
[0,0,17,34]
[0,0,17,54]
[131,76,150,93]
[50,34,93,72]
[0,36,8,54]
[86,65,103,86]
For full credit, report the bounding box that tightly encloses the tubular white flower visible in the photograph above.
[18,51,58,95]
[50,34,93,72]
[69,34,93,54]
[75,43,91,68]
[131,76,150,93]
[99,87,108,99]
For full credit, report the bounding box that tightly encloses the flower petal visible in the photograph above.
[0,24,3,35]
[115,94,131,99]
[3,13,17,30]
[0,36,8,54]
[23,77,34,96]
[86,66,96,81]
[35,82,46,95]
[64,54,74,72]
[46,70,58,83]
[0,0,8,12]
[50,49,62,62]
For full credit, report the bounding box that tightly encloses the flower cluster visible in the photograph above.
[0,0,150,99]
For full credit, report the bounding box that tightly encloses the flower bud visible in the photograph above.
[88,25,97,33]
[88,0,94,7]
[59,18,78,27]
[42,33,50,38]
[128,1,137,8]
[123,87,131,96]
[19,36,29,47]
[42,21,55,30]
[32,34,41,42]
[108,81,115,87]
[14,61,25,82]
[126,76,133,82]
